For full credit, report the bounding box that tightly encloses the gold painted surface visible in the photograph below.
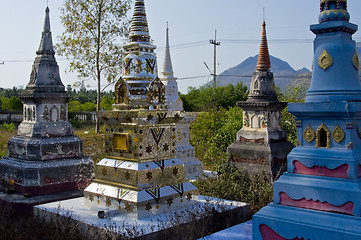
[353,51,359,70]
[303,125,315,143]
[113,133,129,151]
[316,123,331,148]
[332,125,345,143]
[318,49,333,71]
[93,179,141,191]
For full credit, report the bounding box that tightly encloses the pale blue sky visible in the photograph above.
[0,1,361,93]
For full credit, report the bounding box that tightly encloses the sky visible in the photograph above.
[0,1,361,93]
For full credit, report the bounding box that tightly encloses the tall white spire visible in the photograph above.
[159,24,183,111]
[161,23,174,77]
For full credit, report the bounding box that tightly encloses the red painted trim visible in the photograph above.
[279,192,354,215]
[293,160,349,178]
[259,224,306,240]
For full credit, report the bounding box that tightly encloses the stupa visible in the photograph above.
[159,24,203,179]
[227,21,293,178]
[0,8,93,197]
[83,0,198,219]
[253,1,361,239]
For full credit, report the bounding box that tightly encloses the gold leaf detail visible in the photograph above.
[318,49,333,71]
[303,125,315,143]
[332,125,345,143]
[353,51,359,70]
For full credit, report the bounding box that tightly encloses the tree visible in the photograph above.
[56,0,132,132]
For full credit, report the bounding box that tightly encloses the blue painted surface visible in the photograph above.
[200,220,252,240]
[252,1,361,239]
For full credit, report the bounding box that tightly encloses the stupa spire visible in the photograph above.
[37,7,54,54]
[161,23,174,77]
[256,21,271,71]
[26,7,64,92]
[129,0,150,43]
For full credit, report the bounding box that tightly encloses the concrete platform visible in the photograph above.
[0,189,84,214]
[200,220,252,240]
[34,196,250,239]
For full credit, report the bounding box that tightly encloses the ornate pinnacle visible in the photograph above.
[129,0,151,43]
[256,21,271,71]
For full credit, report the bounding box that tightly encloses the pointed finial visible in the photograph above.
[256,20,271,70]
[161,22,174,76]
[37,6,54,54]
[263,8,265,22]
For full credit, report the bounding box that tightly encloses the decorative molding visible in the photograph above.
[318,49,333,71]
[303,125,315,143]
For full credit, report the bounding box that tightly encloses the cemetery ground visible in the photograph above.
[0,123,273,239]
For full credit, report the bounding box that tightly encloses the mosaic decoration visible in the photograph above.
[146,59,156,74]
[318,49,333,71]
[150,128,165,145]
[332,125,345,143]
[114,79,129,105]
[123,58,132,75]
[353,51,359,70]
[303,125,315,143]
[147,78,166,106]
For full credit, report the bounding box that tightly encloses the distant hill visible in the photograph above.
[212,55,310,91]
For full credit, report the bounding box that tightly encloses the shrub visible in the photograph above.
[190,107,243,168]
[1,122,15,132]
[195,160,273,214]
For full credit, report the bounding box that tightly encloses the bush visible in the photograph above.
[1,122,15,132]
[180,83,248,112]
[0,96,23,111]
[190,107,243,168]
[195,161,273,214]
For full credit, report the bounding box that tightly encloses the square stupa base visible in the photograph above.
[0,189,84,214]
[34,196,250,240]
[253,203,361,240]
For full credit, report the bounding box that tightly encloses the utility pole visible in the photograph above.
[209,30,220,90]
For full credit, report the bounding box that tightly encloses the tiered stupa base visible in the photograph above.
[253,203,361,240]
[228,141,294,178]
[0,156,92,196]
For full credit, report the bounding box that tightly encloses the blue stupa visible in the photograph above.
[253,0,361,239]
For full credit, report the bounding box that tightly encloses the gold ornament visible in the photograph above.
[357,126,361,139]
[332,125,345,143]
[303,125,315,143]
[353,51,359,70]
[318,49,333,71]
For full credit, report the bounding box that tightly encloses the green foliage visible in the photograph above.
[195,161,273,214]
[100,95,114,110]
[180,83,248,112]
[190,107,243,168]
[277,85,305,146]
[57,0,131,83]
[1,122,15,132]
[68,100,96,112]
[0,96,23,111]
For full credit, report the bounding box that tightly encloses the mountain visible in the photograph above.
[214,55,308,90]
